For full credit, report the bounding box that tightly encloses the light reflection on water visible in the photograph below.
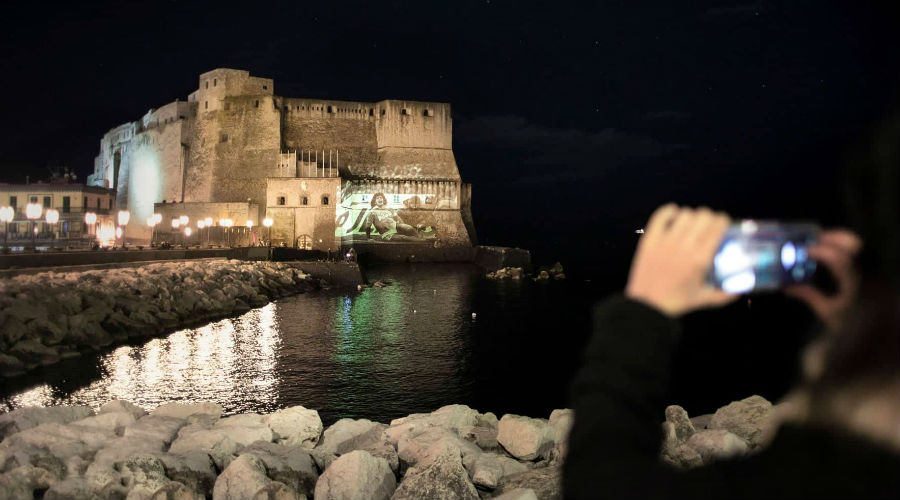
[1,264,590,425]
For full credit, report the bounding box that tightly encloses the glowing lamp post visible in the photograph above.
[45,209,59,245]
[171,218,181,247]
[204,217,213,246]
[25,203,42,250]
[147,216,158,246]
[84,211,97,236]
[245,220,253,247]
[184,226,192,247]
[219,219,233,247]
[197,220,205,247]
[117,210,130,249]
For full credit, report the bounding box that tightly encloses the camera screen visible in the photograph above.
[709,221,819,293]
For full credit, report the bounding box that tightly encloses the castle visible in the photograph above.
[87,68,475,251]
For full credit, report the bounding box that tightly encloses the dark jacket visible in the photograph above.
[564,296,900,499]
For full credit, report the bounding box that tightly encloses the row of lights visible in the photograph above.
[145,214,274,246]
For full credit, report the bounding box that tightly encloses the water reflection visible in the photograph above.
[1,264,591,425]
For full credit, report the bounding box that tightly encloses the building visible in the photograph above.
[0,173,116,248]
[86,68,477,251]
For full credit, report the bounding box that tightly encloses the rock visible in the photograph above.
[464,426,499,451]
[158,450,217,498]
[119,454,171,500]
[685,429,749,463]
[314,450,396,500]
[397,427,482,472]
[152,402,222,423]
[468,452,528,489]
[661,443,704,470]
[44,477,95,500]
[391,442,478,500]
[548,409,573,464]
[151,481,203,500]
[0,353,25,376]
[690,413,713,430]
[241,441,318,497]
[85,437,168,494]
[308,448,337,472]
[0,405,94,440]
[493,465,562,500]
[0,465,55,500]
[476,412,498,429]
[212,454,271,500]
[168,426,240,470]
[101,400,148,420]
[214,414,275,446]
[71,411,137,435]
[664,405,695,443]
[250,481,302,500]
[317,418,386,456]
[496,414,555,461]
[493,488,539,500]
[708,395,773,449]
[265,406,322,448]
[124,415,187,446]
[385,404,479,446]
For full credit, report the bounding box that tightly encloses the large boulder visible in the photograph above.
[494,489,540,500]
[70,411,137,435]
[151,402,222,424]
[548,409,573,464]
[265,406,322,448]
[314,450,396,500]
[468,452,528,489]
[124,415,188,446]
[493,465,562,500]
[84,436,168,494]
[385,405,480,446]
[213,454,281,500]
[391,442,478,500]
[317,419,386,456]
[118,454,173,500]
[214,414,276,446]
[100,400,148,420]
[168,426,240,470]
[0,465,56,500]
[708,395,773,448]
[396,427,482,472]
[0,405,94,440]
[685,429,749,463]
[664,405,695,443]
[158,450,217,498]
[241,441,318,497]
[497,415,555,461]
[44,477,95,500]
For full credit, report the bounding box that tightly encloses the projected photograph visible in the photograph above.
[335,189,441,243]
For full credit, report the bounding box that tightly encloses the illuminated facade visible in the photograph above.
[0,179,116,247]
[87,69,476,249]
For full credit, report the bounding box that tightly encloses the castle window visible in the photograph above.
[284,106,288,111]
[109,199,112,209]
[423,109,433,117]
[179,115,185,120]
[254,100,259,108]
[327,105,334,113]
[9,196,17,207]
[263,85,268,90]
[213,78,217,86]
[43,196,51,208]
[369,108,374,116]
[393,194,400,203]
[220,133,228,143]
[205,101,208,109]
[301,196,308,206]
[97,198,101,209]
[401,108,409,115]
[321,195,329,206]
[224,103,230,111]
[205,81,209,89]
[381,109,386,115]
[277,196,286,206]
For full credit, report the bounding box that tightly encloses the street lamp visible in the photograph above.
[45,209,59,246]
[171,218,181,247]
[25,203,42,251]
[219,218,233,246]
[184,226,192,247]
[147,216,158,246]
[179,215,189,226]
[117,210,130,249]
[0,206,13,250]
[85,212,97,247]
[245,220,253,246]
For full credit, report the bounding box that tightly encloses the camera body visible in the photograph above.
[708,220,820,293]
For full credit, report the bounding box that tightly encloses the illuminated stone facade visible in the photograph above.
[88,69,476,248]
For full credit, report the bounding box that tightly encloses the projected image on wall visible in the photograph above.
[335,189,442,243]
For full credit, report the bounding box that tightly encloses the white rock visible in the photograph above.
[124,415,188,446]
[391,442,478,500]
[100,400,148,420]
[169,426,240,470]
[397,427,482,472]
[548,409,573,463]
[493,488,539,500]
[685,429,749,463]
[385,405,479,446]
[0,405,94,440]
[212,454,271,500]
[265,406,322,448]
[469,452,528,489]
[241,441,318,497]
[317,418,385,456]
[497,414,555,461]
[152,402,222,423]
[709,395,773,448]
[314,450,396,500]
[71,411,137,435]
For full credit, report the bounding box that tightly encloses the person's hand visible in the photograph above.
[626,204,737,317]
[785,230,862,333]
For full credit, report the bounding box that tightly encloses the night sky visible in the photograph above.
[1,1,897,270]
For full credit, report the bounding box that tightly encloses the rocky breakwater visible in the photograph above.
[0,402,574,500]
[0,260,318,377]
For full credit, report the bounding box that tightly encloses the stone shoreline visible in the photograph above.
[0,260,319,377]
[0,395,775,500]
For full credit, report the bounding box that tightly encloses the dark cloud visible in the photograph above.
[705,2,764,17]
[456,115,682,183]
[643,110,691,121]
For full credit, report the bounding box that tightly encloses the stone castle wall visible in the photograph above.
[88,69,472,247]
